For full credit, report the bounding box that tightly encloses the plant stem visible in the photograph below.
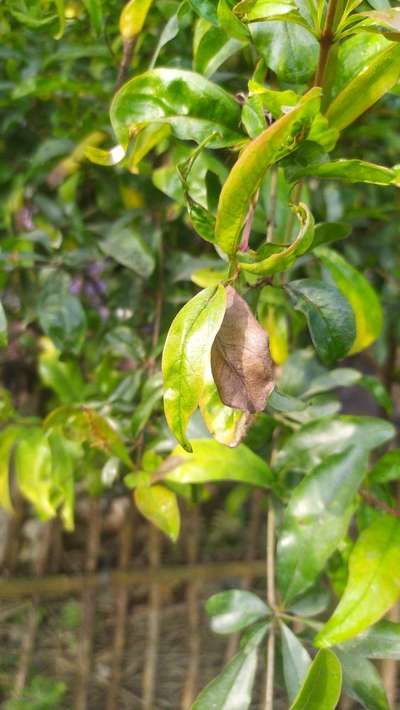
[266,170,278,243]
[265,503,276,710]
[314,0,339,87]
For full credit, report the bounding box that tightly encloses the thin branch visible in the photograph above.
[266,170,278,243]
[241,190,259,251]
[314,0,339,87]
[181,507,201,708]
[359,490,400,519]
[115,37,136,91]
[142,524,162,710]
[264,503,276,710]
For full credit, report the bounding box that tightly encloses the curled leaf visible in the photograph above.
[211,286,274,413]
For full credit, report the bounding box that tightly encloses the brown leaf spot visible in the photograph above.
[211,286,274,412]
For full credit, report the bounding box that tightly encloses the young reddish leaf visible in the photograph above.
[211,286,274,413]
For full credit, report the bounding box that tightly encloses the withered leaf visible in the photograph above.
[211,286,274,413]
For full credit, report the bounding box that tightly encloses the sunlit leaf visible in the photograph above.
[289,649,342,710]
[206,589,270,634]
[134,484,180,541]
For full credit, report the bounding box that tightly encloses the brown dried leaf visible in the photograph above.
[211,286,274,412]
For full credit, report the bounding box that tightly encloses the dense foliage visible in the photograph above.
[1,0,400,706]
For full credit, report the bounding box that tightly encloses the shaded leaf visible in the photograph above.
[289,649,342,710]
[206,589,270,634]
[163,438,272,487]
[100,225,155,277]
[0,427,20,513]
[214,88,321,256]
[369,450,400,483]
[280,622,311,703]
[337,650,390,710]
[339,620,400,659]
[277,447,368,604]
[315,515,400,647]
[162,285,226,451]
[134,484,180,541]
[286,278,356,364]
[211,286,274,413]
[290,158,400,186]
[316,247,383,355]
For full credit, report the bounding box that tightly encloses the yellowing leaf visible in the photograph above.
[119,0,153,39]
[162,285,226,451]
[315,516,400,647]
[199,364,253,446]
[0,427,19,513]
[214,88,321,256]
[316,247,383,354]
[134,484,180,541]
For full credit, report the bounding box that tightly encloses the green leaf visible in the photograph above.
[311,222,351,248]
[83,0,104,35]
[206,589,270,634]
[277,447,368,604]
[325,42,400,131]
[190,0,219,23]
[275,415,395,474]
[286,278,356,364]
[360,8,400,35]
[48,431,75,531]
[280,622,311,703]
[39,348,85,404]
[15,429,57,519]
[289,649,342,710]
[110,69,243,152]
[214,88,321,256]
[339,620,400,659]
[134,484,180,541]
[38,279,87,354]
[303,368,361,397]
[250,21,319,84]
[337,651,390,710]
[369,450,400,483]
[192,624,267,709]
[194,25,242,78]
[238,202,314,275]
[164,438,272,486]
[315,247,383,355]
[162,285,226,451]
[218,0,251,41]
[0,302,8,348]
[100,225,155,277]
[53,0,66,39]
[290,158,400,186]
[315,515,400,647]
[0,427,20,513]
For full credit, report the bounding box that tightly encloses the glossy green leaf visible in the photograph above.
[100,225,155,277]
[277,447,368,604]
[288,586,331,617]
[110,69,243,152]
[134,484,180,541]
[289,649,342,710]
[316,247,383,354]
[275,415,395,473]
[325,43,400,131]
[235,0,310,28]
[194,25,242,77]
[15,429,57,519]
[303,368,361,397]
[214,88,321,256]
[206,589,270,634]
[370,450,400,483]
[280,622,311,703]
[311,222,351,249]
[218,0,251,41]
[164,438,272,487]
[0,427,20,513]
[190,0,219,23]
[337,651,390,710]
[286,278,356,364]
[238,202,314,275]
[315,516,400,647]
[192,624,267,710]
[339,620,400,659]
[250,21,319,84]
[162,285,226,451]
[290,158,400,186]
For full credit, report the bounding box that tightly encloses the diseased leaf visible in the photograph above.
[199,364,253,446]
[162,285,226,451]
[110,69,243,152]
[337,650,390,710]
[280,622,311,703]
[238,202,314,275]
[277,447,368,604]
[162,438,272,487]
[289,649,342,710]
[315,516,400,647]
[286,278,356,364]
[275,415,395,473]
[211,286,274,413]
[134,484,180,541]
[316,247,383,355]
[325,43,400,131]
[206,589,270,634]
[214,88,321,256]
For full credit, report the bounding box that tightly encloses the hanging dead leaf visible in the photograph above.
[211,286,274,412]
